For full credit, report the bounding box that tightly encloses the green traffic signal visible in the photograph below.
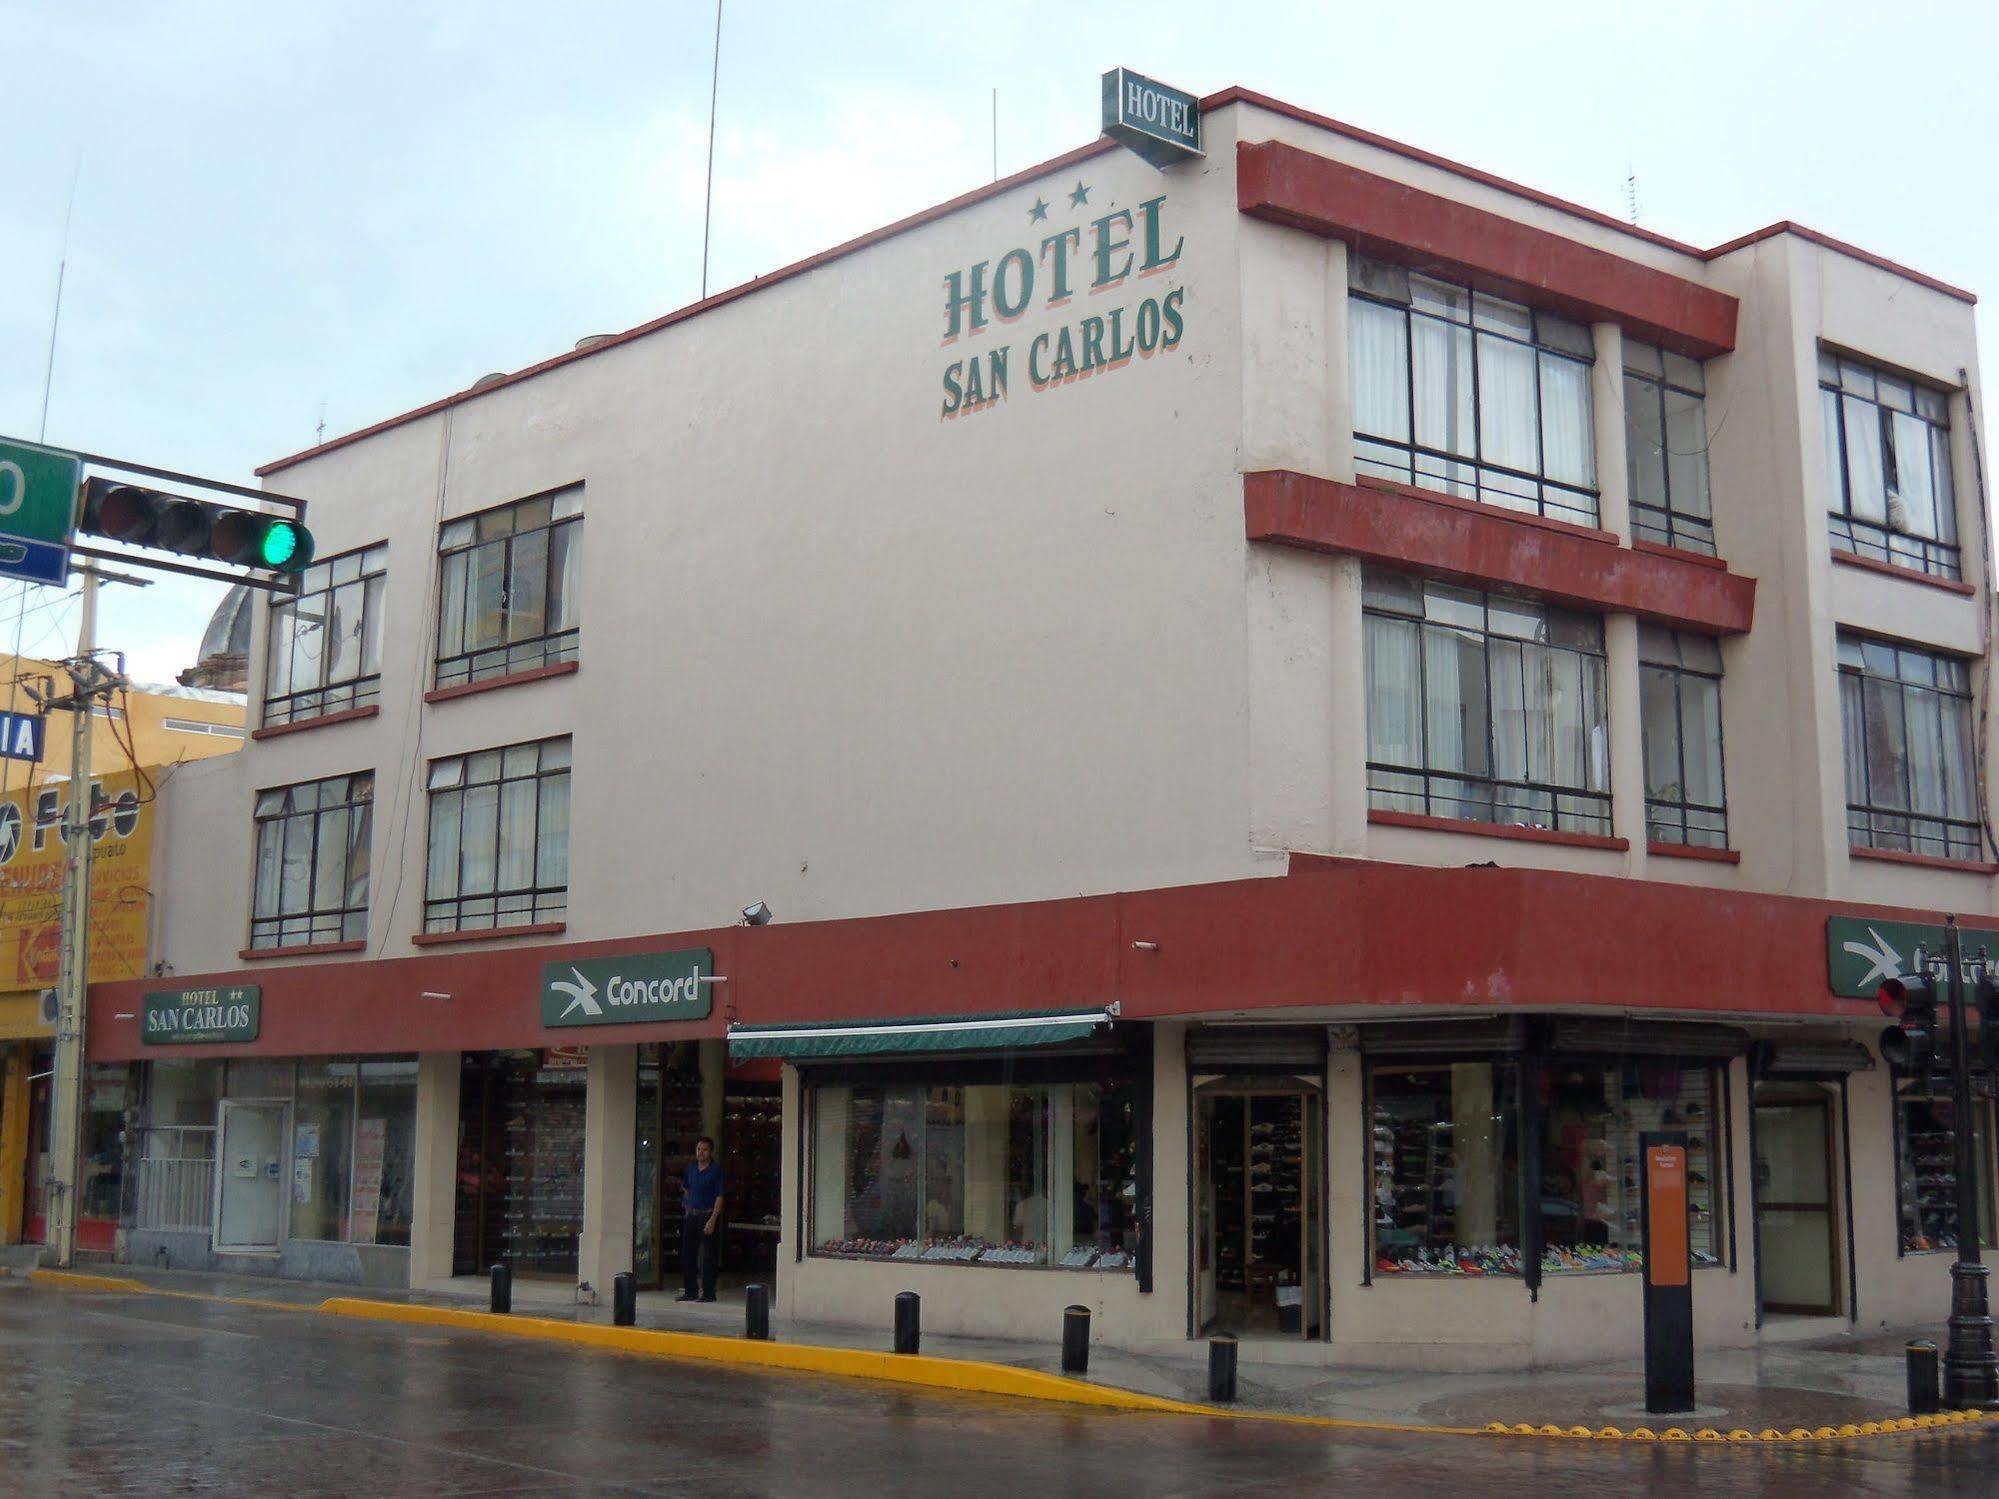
[80,478,313,576]
[257,518,312,571]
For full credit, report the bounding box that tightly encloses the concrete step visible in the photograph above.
[0,1244,47,1272]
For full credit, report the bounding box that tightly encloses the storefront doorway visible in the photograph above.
[214,1100,287,1252]
[1194,1087,1323,1339]
[454,1051,588,1278]
[1754,1091,1840,1316]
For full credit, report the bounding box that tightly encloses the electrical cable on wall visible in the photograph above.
[1957,364,1999,861]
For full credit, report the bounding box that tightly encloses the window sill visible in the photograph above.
[251,704,380,741]
[1631,538,1730,572]
[1849,845,1998,876]
[1368,808,1629,852]
[425,660,579,704]
[1830,548,1975,596]
[1648,841,1741,864]
[237,939,367,961]
[410,921,567,947]
[1354,474,1618,547]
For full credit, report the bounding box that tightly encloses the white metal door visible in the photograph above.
[214,1101,286,1251]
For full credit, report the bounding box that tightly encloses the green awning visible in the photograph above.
[727,1006,1118,1061]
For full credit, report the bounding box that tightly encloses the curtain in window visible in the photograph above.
[1476,335,1539,474]
[1663,387,1711,520]
[548,522,581,633]
[1364,614,1421,766]
[1890,410,1938,538]
[1350,299,1410,442]
[1413,318,1476,462]
[1842,396,1888,522]
[496,779,538,892]
[459,785,498,896]
[1422,625,1487,777]
[505,528,549,645]
[1640,667,1682,802]
[1839,675,1868,809]
[536,773,571,891]
[1537,355,1594,487]
[1625,375,1667,508]
[467,541,508,652]
[1680,675,1723,808]
[1862,676,1909,810]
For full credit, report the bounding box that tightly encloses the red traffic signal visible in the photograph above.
[79,479,313,575]
[1880,968,1939,1069]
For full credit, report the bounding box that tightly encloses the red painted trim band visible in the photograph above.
[1235,139,1739,357]
[1630,538,1730,573]
[251,704,380,741]
[1369,808,1630,852]
[1849,846,1998,876]
[1355,475,1618,546]
[1245,469,1758,635]
[238,939,368,961]
[411,921,569,947]
[424,660,579,704]
[1830,548,1978,597]
[1647,842,1742,865]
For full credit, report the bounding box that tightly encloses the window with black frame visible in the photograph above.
[423,737,570,932]
[249,772,373,949]
[435,489,581,689]
[1624,341,1713,555]
[1639,626,1727,848]
[1371,1062,1521,1274]
[1363,571,1611,835]
[808,1066,1138,1269]
[1894,1083,1996,1253]
[1820,352,1959,580]
[1348,252,1599,527]
[1837,636,1978,860]
[263,544,386,727]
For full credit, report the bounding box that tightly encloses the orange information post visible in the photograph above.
[1640,1130,1695,1413]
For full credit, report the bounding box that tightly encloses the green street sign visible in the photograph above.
[541,948,712,1028]
[141,984,260,1044]
[1825,917,1998,999]
[0,438,79,585]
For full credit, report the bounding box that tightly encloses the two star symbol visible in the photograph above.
[1028,182,1090,222]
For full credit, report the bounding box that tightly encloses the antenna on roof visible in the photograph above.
[992,87,998,182]
[700,0,724,300]
[1624,160,1640,226]
[316,401,326,446]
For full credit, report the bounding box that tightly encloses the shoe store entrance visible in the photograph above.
[1188,1028,1327,1342]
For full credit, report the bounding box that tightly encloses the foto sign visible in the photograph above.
[1825,916,1996,999]
[0,438,78,586]
[541,948,712,1029]
[0,710,42,763]
[1101,68,1202,167]
[142,984,260,1044]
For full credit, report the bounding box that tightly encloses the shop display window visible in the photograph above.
[1895,1086,1997,1254]
[355,1060,417,1246]
[810,1071,1136,1269]
[292,1061,357,1241]
[1536,1060,1723,1273]
[1370,1063,1521,1275]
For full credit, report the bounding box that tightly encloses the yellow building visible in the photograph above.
[0,645,245,1248]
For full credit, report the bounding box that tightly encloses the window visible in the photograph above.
[1895,1084,1996,1253]
[809,1071,1138,1269]
[264,545,387,727]
[1639,627,1727,848]
[250,773,373,949]
[163,718,245,739]
[436,490,581,688]
[1535,1060,1724,1271]
[423,737,570,932]
[292,1059,356,1241]
[1371,1063,1521,1274]
[1363,572,1611,835]
[1837,637,1978,860]
[1624,341,1713,555]
[1821,353,1959,579]
[1349,253,1599,526]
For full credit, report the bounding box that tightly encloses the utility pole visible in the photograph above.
[41,568,123,1268]
[1942,917,1999,1406]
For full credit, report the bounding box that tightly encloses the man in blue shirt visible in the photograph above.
[678,1136,726,1302]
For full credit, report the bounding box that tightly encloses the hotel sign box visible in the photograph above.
[1101,68,1202,167]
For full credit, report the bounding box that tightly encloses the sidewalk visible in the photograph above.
[21,1259,1972,1436]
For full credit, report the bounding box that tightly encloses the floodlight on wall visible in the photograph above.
[741,901,772,926]
[419,991,452,1003]
[1131,941,1160,952]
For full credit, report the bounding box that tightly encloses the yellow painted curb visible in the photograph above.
[29,1268,149,1294]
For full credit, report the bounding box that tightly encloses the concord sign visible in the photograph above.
[541,947,713,1028]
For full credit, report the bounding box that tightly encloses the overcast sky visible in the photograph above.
[3,1,1995,683]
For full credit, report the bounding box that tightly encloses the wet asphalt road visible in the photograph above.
[2,1280,1995,1497]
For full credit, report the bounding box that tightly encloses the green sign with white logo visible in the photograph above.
[0,437,79,585]
[541,948,712,1028]
[1826,917,1999,999]
[142,985,260,1044]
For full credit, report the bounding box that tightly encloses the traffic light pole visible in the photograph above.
[1942,916,1999,1407]
[42,568,97,1268]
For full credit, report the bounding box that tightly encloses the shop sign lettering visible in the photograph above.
[1825,916,1999,999]
[938,190,1185,420]
[541,948,712,1028]
[142,985,260,1044]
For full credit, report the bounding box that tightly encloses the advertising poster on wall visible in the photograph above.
[351,1117,387,1242]
[0,768,154,986]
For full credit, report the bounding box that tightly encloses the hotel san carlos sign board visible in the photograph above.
[1101,68,1202,166]
[142,985,260,1044]
[541,948,712,1029]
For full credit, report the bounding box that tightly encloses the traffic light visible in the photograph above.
[1880,967,1940,1070]
[78,478,313,575]
[1977,968,1999,1069]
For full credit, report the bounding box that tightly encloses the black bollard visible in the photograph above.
[1908,1339,1941,1415]
[1208,1333,1238,1403]
[893,1291,921,1355]
[745,1283,770,1341]
[489,1262,512,1316]
[613,1272,637,1327]
[1062,1304,1091,1375]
